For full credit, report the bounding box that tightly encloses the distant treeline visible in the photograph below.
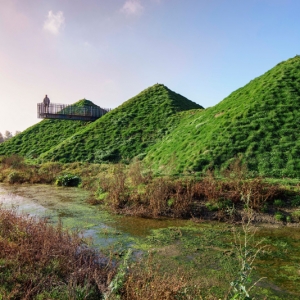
[0,130,21,143]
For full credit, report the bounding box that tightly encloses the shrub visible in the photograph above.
[273,199,285,207]
[55,174,81,187]
[1,155,25,169]
[291,195,300,207]
[274,211,285,222]
[205,202,219,212]
[217,199,233,210]
[7,171,27,184]
[260,203,268,213]
[291,210,300,222]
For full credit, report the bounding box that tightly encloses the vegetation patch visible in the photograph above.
[55,174,82,187]
[0,207,115,299]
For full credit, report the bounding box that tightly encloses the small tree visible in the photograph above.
[0,132,4,143]
[4,130,13,141]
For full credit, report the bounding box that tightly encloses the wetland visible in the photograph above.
[1,183,300,299]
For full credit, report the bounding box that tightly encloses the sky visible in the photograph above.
[1,0,300,134]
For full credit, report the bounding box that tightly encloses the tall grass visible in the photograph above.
[0,157,292,220]
[94,161,284,220]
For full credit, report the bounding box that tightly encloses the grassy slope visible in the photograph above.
[0,99,96,158]
[39,84,202,163]
[146,56,300,177]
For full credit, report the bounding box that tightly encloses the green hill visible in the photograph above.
[145,56,300,177]
[37,84,202,163]
[0,100,96,158]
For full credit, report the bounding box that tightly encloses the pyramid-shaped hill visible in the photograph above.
[0,99,96,159]
[146,56,300,178]
[39,84,203,163]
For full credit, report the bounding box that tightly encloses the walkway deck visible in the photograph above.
[37,103,110,121]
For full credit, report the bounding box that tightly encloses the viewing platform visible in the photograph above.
[37,103,110,121]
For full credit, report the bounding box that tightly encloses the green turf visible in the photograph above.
[38,84,202,163]
[145,56,300,177]
[0,99,94,159]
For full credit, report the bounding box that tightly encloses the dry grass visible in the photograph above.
[102,164,282,218]
[0,206,115,299]
[120,256,205,300]
[0,156,286,219]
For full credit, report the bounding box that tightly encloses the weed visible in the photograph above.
[0,154,25,169]
[0,207,115,299]
[291,210,300,222]
[119,253,203,300]
[56,174,81,187]
[273,199,285,207]
[274,211,285,222]
[228,210,267,299]
[7,171,28,184]
[291,195,300,207]
[105,248,132,299]
[205,202,219,212]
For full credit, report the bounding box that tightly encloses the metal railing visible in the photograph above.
[37,103,110,121]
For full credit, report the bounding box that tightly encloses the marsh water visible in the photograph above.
[0,183,300,298]
[0,183,189,248]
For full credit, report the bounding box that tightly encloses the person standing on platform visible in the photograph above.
[43,95,50,113]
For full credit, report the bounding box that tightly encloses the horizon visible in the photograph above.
[1,0,300,134]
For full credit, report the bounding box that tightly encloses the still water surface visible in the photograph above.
[0,183,188,247]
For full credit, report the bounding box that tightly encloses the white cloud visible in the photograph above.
[43,11,65,35]
[121,0,144,16]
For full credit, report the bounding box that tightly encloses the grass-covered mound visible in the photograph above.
[0,99,94,159]
[146,56,300,177]
[39,84,202,163]
[72,99,97,107]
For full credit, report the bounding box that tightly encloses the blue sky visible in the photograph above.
[1,0,300,134]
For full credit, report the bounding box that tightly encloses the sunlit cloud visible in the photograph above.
[43,11,65,35]
[121,0,144,16]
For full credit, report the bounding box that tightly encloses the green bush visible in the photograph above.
[55,174,81,187]
[205,202,219,212]
[260,203,268,213]
[273,199,285,207]
[274,211,285,222]
[291,210,300,222]
[291,195,300,207]
[217,199,233,209]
